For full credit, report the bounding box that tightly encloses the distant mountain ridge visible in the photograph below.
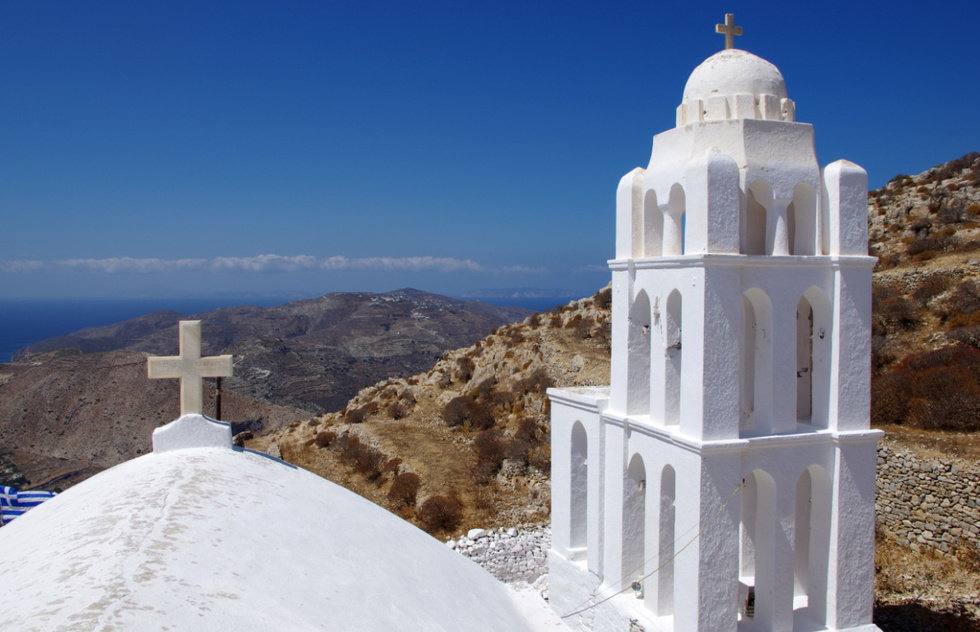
[0,288,531,489]
[13,288,531,412]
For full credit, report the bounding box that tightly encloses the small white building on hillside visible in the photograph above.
[548,21,881,632]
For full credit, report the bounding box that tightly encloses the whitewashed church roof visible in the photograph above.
[0,437,541,631]
[677,48,796,125]
[683,49,787,104]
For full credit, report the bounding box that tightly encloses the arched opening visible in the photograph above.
[802,287,832,429]
[796,295,814,421]
[791,183,818,256]
[643,189,663,257]
[664,184,686,255]
[570,422,588,556]
[744,181,771,255]
[623,453,647,592]
[665,290,683,426]
[793,465,831,629]
[739,469,776,628]
[658,465,676,616]
[741,288,773,436]
[628,291,652,416]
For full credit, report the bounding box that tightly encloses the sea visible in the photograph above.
[0,295,579,363]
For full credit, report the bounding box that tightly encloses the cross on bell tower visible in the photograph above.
[715,13,742,50]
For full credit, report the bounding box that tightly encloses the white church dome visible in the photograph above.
[676,49,796,126]
[0,439,542,631]
[682,49,786,102]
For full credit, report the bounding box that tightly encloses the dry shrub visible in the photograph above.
[872,284,902,309]
[910,216,932,234]
[417,494,463,533]
[593,321,612,347]
[346,406,368,424]
[907,368,980,431]
[907,234,953,257]
[548,314,563,328]
[474,376,497,400]
[912,275,953,304]
[572,316,595,339]
[472,440,508,485]
[515,367,553,395]
[939,280,980,321]
[488,390,515,410]
[442,396,475,427]
[911,250,939,262]
[872,347,980,431]
[436,372,452,389]
[878,297,922,330]
[471,460,501,485]
[339,438,387,482]
[871,372,913,426]
[594,286,612,310]
[455,356,475,382]
[473,428,504,451]
[314,430,336,448]
[387,472,421,507]
[337,434,361,461]
[387,401,408,420]
[871,335,897,374]
[948,326,980,348]
[528,313,541,328]
[469,403,496,431]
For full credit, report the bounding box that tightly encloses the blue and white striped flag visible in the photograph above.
[0,486,56,525]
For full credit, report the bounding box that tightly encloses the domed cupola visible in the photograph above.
[676,49,796,126]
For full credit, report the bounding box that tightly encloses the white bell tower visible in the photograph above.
[549,17,881,632]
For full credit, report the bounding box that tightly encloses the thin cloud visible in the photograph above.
[497,265,549,275]
[1,254,505,274]
[319,256,483,272]
[0,260,46,273]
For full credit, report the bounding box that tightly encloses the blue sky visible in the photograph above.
[0,1,976,300]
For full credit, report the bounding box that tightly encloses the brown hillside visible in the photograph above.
[0,348,311,490]
[254,287,612,535]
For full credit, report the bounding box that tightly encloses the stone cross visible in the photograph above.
[715,13,742,50]
[147,320,233,416]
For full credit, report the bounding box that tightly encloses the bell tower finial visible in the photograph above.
[715,13,743,50]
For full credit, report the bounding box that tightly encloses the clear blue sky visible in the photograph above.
[1,1,976,300]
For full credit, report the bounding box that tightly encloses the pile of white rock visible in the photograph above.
[448,525,551,586]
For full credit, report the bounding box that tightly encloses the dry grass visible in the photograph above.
[875,527,980,631]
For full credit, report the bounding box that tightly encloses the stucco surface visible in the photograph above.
[0,447,540,631]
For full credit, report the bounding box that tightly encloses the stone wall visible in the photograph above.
[876,443,980,555]
[450,526,551,585]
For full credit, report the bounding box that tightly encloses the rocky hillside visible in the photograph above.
[14,288,530,413]
[867,153,980,434]
[255,287,612,534]
[0,348,311,490]
[0,288,530,489]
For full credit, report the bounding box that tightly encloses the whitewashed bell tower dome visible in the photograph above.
[549,15,881,632]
